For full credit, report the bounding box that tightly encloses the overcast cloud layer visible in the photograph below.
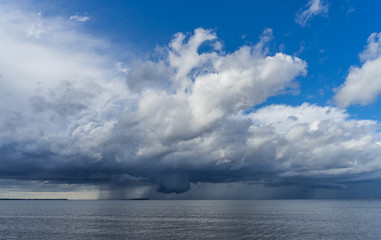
[2,3,381,197]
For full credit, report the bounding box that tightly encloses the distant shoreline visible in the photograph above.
[0,198,68,200]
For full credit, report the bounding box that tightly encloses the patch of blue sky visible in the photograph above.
[26,1,379,121]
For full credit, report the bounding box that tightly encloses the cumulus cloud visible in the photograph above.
[250,103,348,133]
[335,33,381,107]
[248,104,379,181]
[2,3,381,197]
[295,0,328,27]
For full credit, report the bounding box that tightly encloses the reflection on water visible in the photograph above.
[0,200,381,239]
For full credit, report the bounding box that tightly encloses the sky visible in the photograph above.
[1,0,381,199]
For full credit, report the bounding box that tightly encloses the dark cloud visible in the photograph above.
[30,80,95,116]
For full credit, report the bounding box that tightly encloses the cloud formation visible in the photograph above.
[69,15,91,22]
[2,3,381,197]
[335,33,381,107]
[295,0,328,27]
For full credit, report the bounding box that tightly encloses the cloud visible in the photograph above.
[295,0,329,27]
[335,33,381,107]
[359,33,381,62]
[69,15,90,22]
[248,104,379,182]
[250,103,348,133]
[2,2,381,198]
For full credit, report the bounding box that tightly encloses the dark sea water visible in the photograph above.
[1,200,381,239]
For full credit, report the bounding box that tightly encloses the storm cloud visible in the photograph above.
[1,3,381,197]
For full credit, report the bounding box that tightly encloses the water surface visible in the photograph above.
[1,200,380,239]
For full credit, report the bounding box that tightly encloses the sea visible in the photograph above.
[0,200,381,239]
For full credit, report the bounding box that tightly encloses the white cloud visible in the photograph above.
[69,15,90,22]
[0,4,127,154]
[2,2,381,197]
[250,103,348,133]
[135,28,307,142]
[246,104,381,180]
[295,0,328,27]
[359,32,381,62]
[335,33,381,107]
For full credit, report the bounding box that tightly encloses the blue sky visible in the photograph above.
[2,0,381,199]
[30,0,381,118]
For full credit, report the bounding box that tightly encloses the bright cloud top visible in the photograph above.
[295,0,328,27]
[335,33,381,107]
[1,4,381,196]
